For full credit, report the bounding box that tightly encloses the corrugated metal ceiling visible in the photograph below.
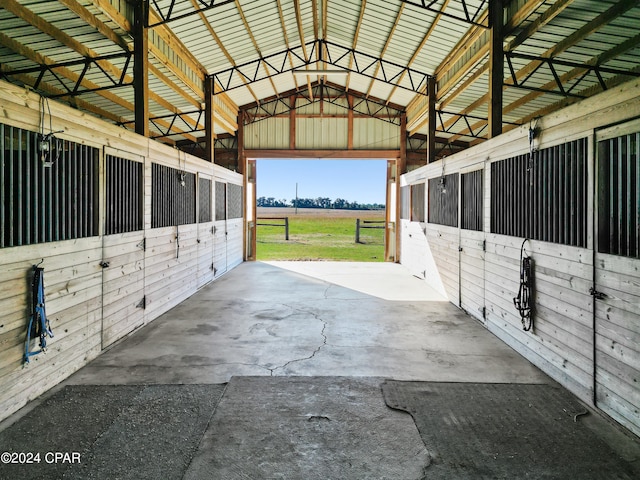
[0,0,639,153]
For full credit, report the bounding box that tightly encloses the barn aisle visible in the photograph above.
[0,262,637,479]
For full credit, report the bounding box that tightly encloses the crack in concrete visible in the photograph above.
[270,307,328,376]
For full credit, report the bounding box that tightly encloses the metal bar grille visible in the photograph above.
[199,177,212,223]
[400,186,410,220]
[428,173,459,227]
[490,138,587,247]
[461,170,483,231]
[411,183,425,222]
[1,123,98,248]
[598,131,640,258]
[215,181,226,221]
[105,155,143,235]
[151,163,196,228]
[227,183,243,220]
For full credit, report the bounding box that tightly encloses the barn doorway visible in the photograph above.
[247,159,393,262]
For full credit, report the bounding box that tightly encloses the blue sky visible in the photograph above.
[256,159,387,205]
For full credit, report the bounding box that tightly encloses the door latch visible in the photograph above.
[589,287,607,300]
[100,261,110,268]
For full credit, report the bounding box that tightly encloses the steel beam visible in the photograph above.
[488,0,503,138]
[134,0,149,137]
[148,0,236,27]
[241,82,405,126]
[210,40,432,95]
[0,52,133,98]
[398,0,489,27]
[505,51,640,97]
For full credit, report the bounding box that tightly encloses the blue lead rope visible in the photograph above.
[24,265,54,364]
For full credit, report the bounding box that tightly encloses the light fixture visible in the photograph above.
[292,69,349,77]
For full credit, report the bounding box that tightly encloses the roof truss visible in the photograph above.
[211,39,432,95]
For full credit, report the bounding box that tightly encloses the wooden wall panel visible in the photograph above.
[0,80,244,423]
[399,78,640,436]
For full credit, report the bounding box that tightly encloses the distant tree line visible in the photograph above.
[257,196,384,210]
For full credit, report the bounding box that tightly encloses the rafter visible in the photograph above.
[191,0,259,106]
[508,0,639,85]
[384,0,450,105]
[234,0,279,96]
[276,0,301,91]
[365,3,405,98]
[211,40,432,95]
[90,0,237,131]
[241,82,405,127]
[345,0,367,91]
[0,52,134,98]
[148,0,235,27]
[506,0,575,52]
[118,110,205,139]
[430,0,638,138]
[504,0,544,34]
[293,0,314,98]
[58,0,130,52]
[398,0,489,27]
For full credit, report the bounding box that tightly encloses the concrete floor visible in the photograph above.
[2,261,639,479]
[69,261,547,385]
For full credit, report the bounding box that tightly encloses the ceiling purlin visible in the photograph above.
[0,41,191,141]
[293,0,314,99]
[233,0,280,97]
[189,0,260,105]
[364,3,406,98]
[384,0,450,106]
[505,0,575,52]
[148,0,235,27]
[398,0,489,28]
[276,0,301,91]
[437,0,638,143]
[345,0,367,92]
[58,0,131,52]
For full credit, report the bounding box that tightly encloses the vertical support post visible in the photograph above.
[399,113,407,175]
[427,77,436,164]
[356,218,360,243]
[205,76,215,163]
[289,96,296,150]
[385,159,397,262]
[285,217,289,241]
[237,110,245,174]
[133,0,149,137]
[245,158,256,260]
[347,94,354,150]
[488,0,504,139]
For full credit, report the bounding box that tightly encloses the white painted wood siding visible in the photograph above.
[0,80,243,422]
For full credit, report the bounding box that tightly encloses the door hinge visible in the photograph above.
[137,237,146,251]
[458,246,463,252]
[211,263,214,271]
[482,240,486,251]
[136,296,146,309]
[589,287,607,300]
[480,306,486,319]
[99,261,110,268]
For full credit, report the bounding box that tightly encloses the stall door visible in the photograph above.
[101,150,145,348]
[214,180,228,277]
[459,169,486,323]
[197,175,215,288]
[594,120,640,437]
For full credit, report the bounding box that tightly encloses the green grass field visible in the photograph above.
[256,209,385,262]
